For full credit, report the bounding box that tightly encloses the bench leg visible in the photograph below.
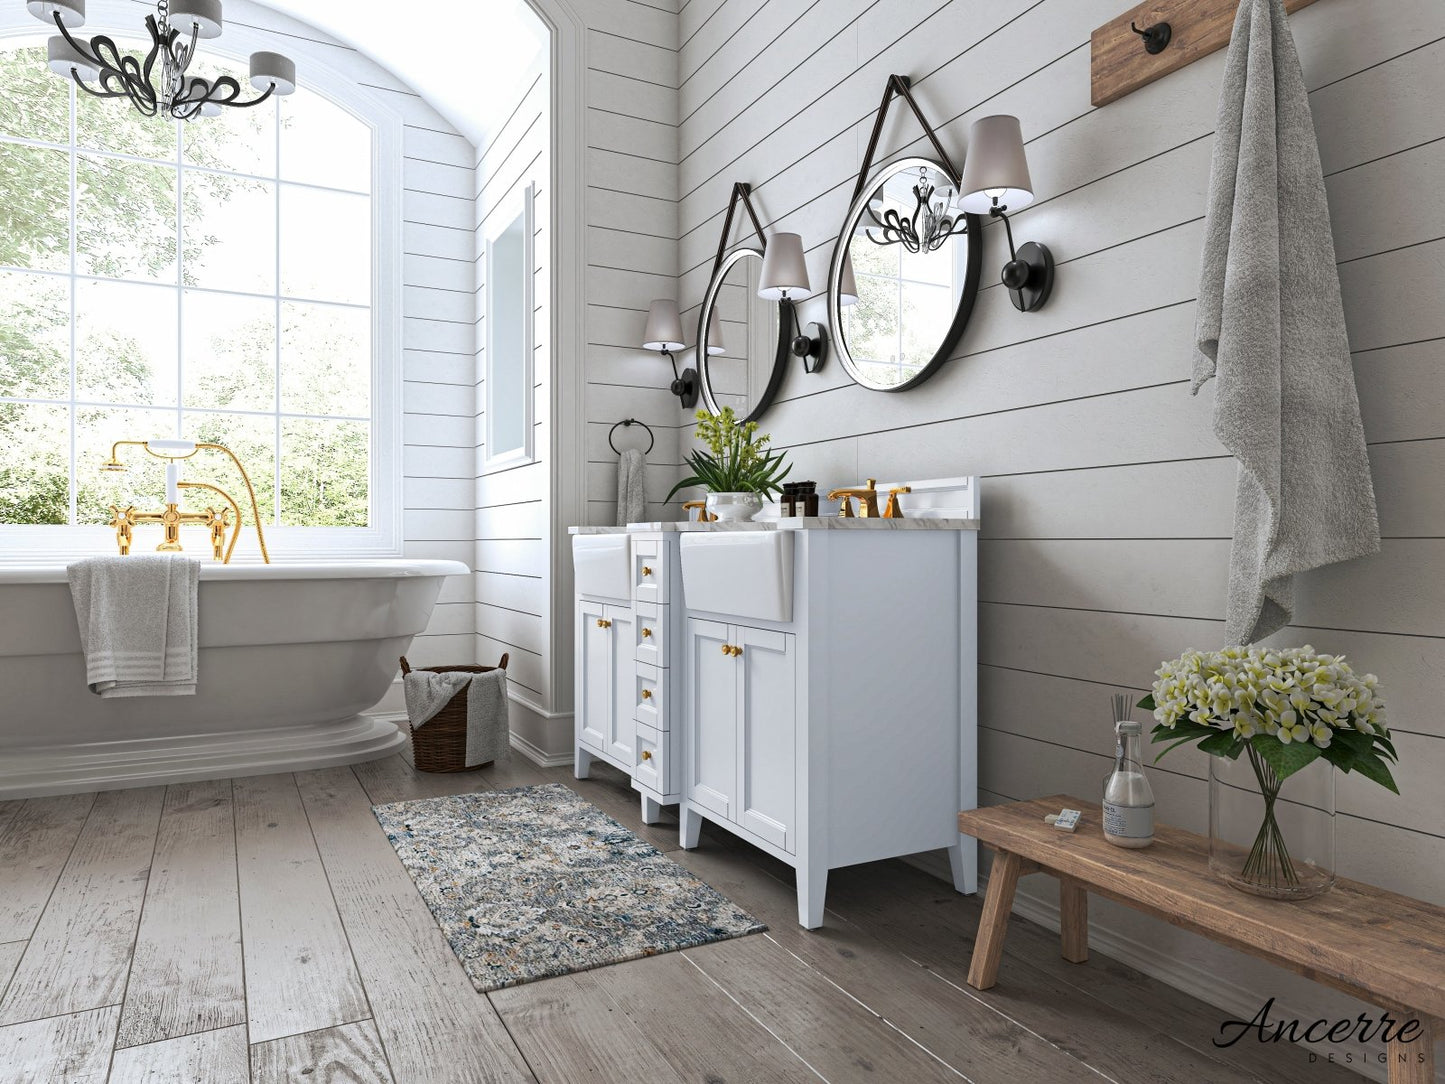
[967,850,1024,991]
[1387,1015,1435,1084]
[1059,878,1089,964]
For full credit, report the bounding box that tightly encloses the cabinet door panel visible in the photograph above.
[686,618,736,820]
[738,627,796,853]
[606,604,635,763]
[577,600,609,752]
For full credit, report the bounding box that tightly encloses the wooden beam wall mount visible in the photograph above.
[1091,0,1323,107]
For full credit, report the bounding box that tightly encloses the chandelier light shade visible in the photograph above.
[31,0,297,122]
[958,115,1035,214]
[757,232,812,301]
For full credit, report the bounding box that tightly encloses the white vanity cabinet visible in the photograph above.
[572,530,683,824]
[678,521,979,930]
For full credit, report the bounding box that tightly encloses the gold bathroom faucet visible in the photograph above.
[826,479,912,518]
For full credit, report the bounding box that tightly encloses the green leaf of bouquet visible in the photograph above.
[1320,743,1357,773]
[1138,693,1157,711]
[1198,730,1244,757]
[1347,751,1400,795]
[1149,720,1214,745]
[1248,734,1322,781]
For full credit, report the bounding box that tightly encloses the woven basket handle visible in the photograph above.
[399,656,412,676]
[497,653,509,670]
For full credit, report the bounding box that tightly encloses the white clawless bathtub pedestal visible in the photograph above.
[0,559,467,798]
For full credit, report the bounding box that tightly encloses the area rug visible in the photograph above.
[372,782,765,992]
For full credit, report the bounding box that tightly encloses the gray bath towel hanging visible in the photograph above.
[1193,0,1379,644]
[616,446,646,526]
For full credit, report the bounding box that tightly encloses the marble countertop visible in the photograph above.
[569,516,979,534]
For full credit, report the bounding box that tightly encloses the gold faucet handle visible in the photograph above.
[680,499,716,522]
[827,480,881,517]
[884,485,912,519]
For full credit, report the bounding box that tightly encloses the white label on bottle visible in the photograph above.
[1102,801,1154,839]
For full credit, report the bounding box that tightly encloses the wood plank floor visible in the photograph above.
[0,748,1361,1084]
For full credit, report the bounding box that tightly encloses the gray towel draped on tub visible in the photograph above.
[1193,0,1379,644]
[67,555,200,697]
[616,446,646,526]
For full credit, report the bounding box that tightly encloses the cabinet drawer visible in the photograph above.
[633,602,667,668]
[632,539,669,605]
[633,722,671,795]
[632,661,666,730]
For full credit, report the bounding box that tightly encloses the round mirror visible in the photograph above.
[827,156,982,392]
[697,248,788,423]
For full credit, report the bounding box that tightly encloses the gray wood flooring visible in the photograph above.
[0,749,1358,1083]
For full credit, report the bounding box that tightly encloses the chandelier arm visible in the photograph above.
[50,12,106,69]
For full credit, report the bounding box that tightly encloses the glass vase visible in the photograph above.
[1209,748,1335,900]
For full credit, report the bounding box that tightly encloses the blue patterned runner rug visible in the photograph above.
[373,782,765,992]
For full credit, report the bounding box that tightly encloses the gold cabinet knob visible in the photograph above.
[721,644,731,655]
[641,749,653,761]
[596,618,611,629]
[641,627,652,638]
[641,688,653,700]
[641,565,653,577]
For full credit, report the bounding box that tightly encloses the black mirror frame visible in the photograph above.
[828,155,983,393]
[696,246,791,424]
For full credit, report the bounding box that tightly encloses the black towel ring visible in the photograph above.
[608,418,654,456]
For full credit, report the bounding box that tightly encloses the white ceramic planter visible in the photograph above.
[704,491,764,521]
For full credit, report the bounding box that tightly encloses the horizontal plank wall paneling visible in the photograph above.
[675,0,1445,1068]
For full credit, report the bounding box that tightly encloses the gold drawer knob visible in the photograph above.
[641,565,653,576]
[641,749,653,761]
[641,628,653,638]
[733,645,744,657]
[596,618,611,629]
[721,644,731,655]
[641,688,653,700]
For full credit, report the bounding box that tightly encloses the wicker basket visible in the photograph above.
[400,654,509,773]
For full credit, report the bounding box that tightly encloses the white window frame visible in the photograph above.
[0,17,403,562]
[481,181,535,473]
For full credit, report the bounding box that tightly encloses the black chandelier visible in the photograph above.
[864,166,970,254]
[30,0,296,122]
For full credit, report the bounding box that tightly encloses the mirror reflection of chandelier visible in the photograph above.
[864,166,970,254]
[28,0,297,121]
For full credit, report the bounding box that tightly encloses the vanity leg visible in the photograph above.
[796,859,828,930]
[680,804,702,850]
[640,793,662,825]
[574,746,593,779]
[947,835,978,895]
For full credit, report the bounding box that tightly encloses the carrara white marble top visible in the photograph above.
[569,517,979,535]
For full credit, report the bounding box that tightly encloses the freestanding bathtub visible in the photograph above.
[0,559,468,798]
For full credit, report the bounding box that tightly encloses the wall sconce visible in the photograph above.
[758,231,828,374]
[959,114,1054,312]
[642,299,697,408]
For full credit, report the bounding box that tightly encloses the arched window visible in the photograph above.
[0,32,398,556]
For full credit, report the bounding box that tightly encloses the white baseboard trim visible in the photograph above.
[903,855,1389,1084]
[363,707,571,769]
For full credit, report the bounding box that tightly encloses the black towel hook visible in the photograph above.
[1130,19,1172,55]
[608,418,654,456]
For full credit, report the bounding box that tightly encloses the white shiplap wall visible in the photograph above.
[474,62,555,750]
[581,1,684,527]
[675,0,1445,1064]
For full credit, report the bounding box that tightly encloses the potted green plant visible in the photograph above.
[1143,645,1396,900]
[666,408,790,521]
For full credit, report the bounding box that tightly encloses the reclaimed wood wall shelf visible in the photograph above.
[1091,0,1323,107]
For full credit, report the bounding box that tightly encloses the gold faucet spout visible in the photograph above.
[826,478,882,518]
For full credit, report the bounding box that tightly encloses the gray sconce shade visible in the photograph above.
[758,232,812,301]
[838,249,859,307]
[958,114,1035,214]
[706,305,725,354]
[643,299,686,352]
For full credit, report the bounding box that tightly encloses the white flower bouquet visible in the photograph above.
[1141,645,1398,890]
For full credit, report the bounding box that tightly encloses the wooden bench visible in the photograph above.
[958,796,1445,1084]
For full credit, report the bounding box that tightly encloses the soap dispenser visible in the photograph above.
[1102,692,1155,848]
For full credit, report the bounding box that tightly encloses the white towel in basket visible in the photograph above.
[404,667,510,767]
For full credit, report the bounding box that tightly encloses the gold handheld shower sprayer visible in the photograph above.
[101,439,271,564]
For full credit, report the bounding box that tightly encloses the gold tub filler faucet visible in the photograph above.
[101,439,271,564]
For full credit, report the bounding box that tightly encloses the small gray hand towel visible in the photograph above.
[67,555,200,697]
[403,668,510,768]
[616,446,646,526]
[1193,0,1379,644]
